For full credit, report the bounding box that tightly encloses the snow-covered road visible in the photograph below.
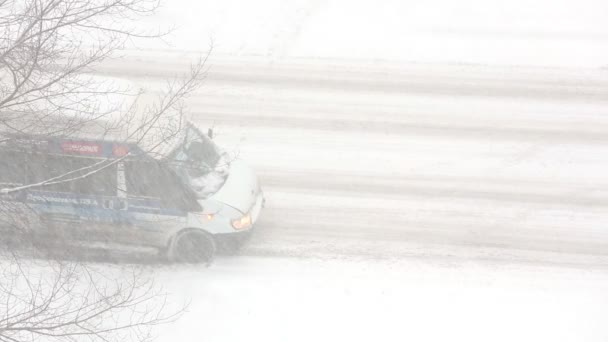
[127,56,608,342]
[98,54,608,268]
[85,1,608,340]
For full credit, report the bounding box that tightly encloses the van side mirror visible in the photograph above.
[207,128,214,139]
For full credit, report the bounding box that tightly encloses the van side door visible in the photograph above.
[26,154,121,244]
[0,149,30,236]
[115,160,193,247]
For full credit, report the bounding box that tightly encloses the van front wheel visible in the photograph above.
[168,229,216,264]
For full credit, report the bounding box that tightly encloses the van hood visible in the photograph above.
[209,159,260,214]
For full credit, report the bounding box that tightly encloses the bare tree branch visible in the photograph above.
[0,1,206,341]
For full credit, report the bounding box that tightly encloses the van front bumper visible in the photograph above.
[215,191,264,252]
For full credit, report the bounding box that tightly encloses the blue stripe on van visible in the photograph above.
[2,190,187,217]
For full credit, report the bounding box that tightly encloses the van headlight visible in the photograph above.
[231,213,252,230]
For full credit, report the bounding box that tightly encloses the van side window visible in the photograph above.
[125,161,199,211]
[25,154,117,196]
[71,160,117,196]
[0,150,27,186]
[124,161,163,198]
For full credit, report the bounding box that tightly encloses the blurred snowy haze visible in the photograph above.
[3,0,608,342]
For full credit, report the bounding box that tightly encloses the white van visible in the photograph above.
[0,122,264,263]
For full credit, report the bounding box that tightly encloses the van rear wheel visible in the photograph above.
[168,230,216,264]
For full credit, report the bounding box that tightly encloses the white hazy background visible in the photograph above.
[93,1,608,341]
[138,0,608,67]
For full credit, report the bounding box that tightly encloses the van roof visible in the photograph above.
[0,113,189,160]
[0,134,146,160]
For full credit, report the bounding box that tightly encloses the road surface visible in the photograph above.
[99,53,608,268]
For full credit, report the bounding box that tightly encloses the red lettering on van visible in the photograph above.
[61,141,102,155]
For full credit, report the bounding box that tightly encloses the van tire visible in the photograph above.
[216,232,252,255]
[167,229,216,264]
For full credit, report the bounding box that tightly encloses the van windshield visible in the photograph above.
[166,124,228,198]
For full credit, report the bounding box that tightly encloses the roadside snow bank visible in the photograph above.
[155,256,608,342]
